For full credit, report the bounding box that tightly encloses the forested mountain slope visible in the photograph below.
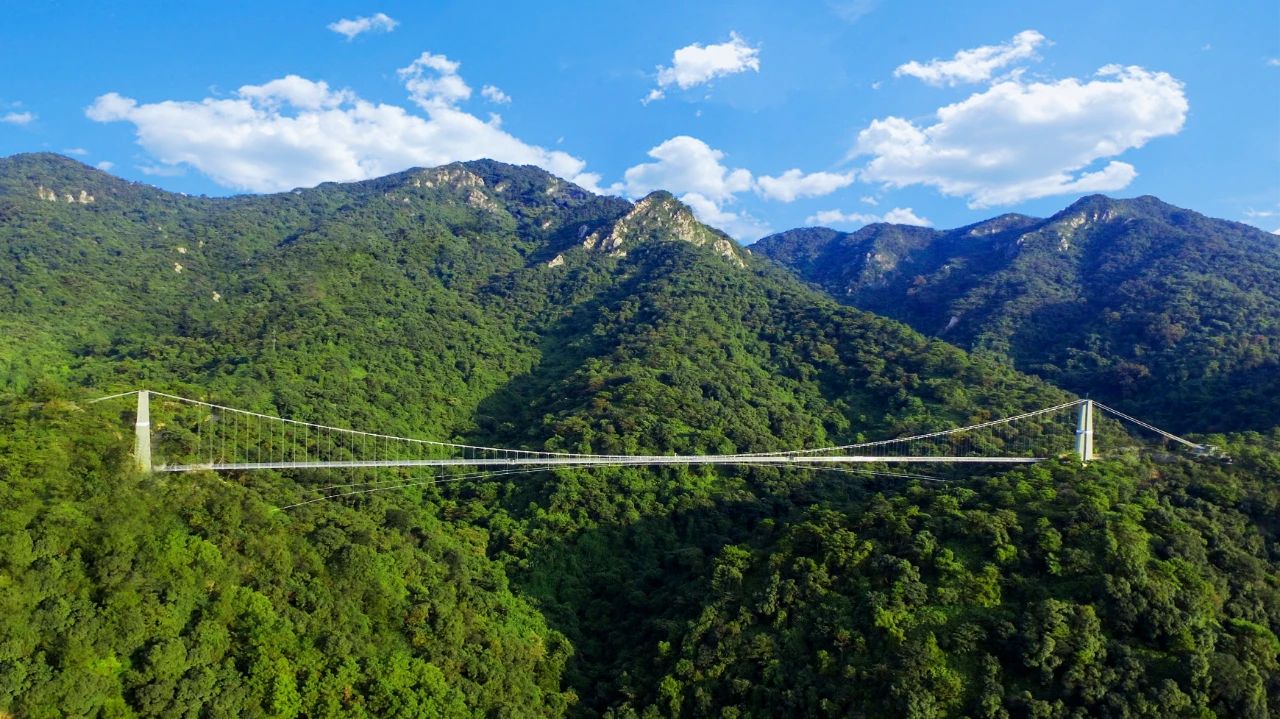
[0,152,1063,449]
[1,154,1276,717]
[755,196,1280,434]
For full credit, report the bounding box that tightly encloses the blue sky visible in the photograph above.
[2,1,1277,240]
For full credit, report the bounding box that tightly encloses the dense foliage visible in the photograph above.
[1,154,1277,716]
[0,389,572,718]
[602,446,1280,718]
[755,197,1280,434]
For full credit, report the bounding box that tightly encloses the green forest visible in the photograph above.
[1,154,1277,717]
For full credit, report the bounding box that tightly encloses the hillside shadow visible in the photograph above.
[496,467,900,715]
[469,252,662,449]
[512,499,748,711]
[1005,298,1092,375]
[1006,299,1280,434]
[1124,361,1280,434]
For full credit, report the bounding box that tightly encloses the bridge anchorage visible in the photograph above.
[92,390,1220,480]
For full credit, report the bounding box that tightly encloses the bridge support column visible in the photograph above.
[1075,399,1094,463]
[135,390,152,473]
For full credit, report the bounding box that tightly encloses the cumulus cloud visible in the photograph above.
[239,75,354,109]
[623,135,752,202]
[855,65,1187,207]
[756,168,855,202]
[398,52,471,109]
[805,207,932,228]
[1,111,35,125]
[896,30,1045,86]
[645,32,760,102]
[328,13,398,40]
[481,85,511,104]
[621,135,766,239]
[881,207,932,225]
[806,209,877,226]
[96,160,114,171]
[86,58,607,194]
[618,136,864,237]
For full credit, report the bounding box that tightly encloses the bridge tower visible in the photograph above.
[134,390,152,473]
[1075,399,1094,462]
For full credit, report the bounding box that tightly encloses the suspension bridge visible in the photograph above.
[92,390,1213,479]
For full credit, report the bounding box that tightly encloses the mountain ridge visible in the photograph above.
[755,193,1280,433]
[0,151,1064,448]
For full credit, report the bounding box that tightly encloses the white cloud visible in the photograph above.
[1,111,35,125]
[398,52,471,109]
[756,168,855,202]
[96,160,114,171]
[618,136,861,237]
[621,135,766,239]
[63,147,89,156]
[87,61,606,194]
[328,13,398,40]
[805,207,932,228]
[1268,58,1280,67]
[1244,208,1276,218]
[895,30,1045,86]
[807,209,878,226]
[481,85,511,104]
[855,65,1187,207]
[860,195,878,206]
[239,75,353,109]
[623,135,752,203]
[645,32,760,102]
[881,207,932,225]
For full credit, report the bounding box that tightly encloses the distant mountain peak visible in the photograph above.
[371,163,504,215]
[0,152,142,207]
[456,159,596,203]
[1053,193,1198,223]
[1053,194,1129,221]
[582,190,745,266]
[412,163,488,190]
[958,213,1041,238]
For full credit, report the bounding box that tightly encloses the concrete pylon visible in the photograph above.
[134,390,152,473]
[1074,399,1094,462]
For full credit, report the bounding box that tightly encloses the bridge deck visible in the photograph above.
[159,455,1046,472]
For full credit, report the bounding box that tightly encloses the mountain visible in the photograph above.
[1,154,1277,717]
[755,196,1280,433]
[0,152,1056,449]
